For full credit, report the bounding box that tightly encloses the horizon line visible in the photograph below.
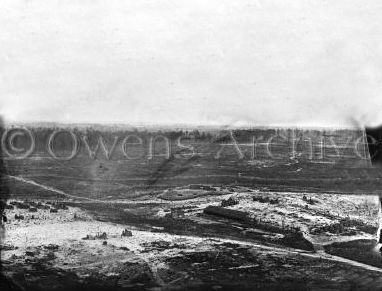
[2,120,372,131]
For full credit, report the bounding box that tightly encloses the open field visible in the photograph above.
[2,127,381,199]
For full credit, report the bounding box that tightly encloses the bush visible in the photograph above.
[221,197,239,207]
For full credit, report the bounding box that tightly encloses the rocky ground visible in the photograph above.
[1,189,382,290]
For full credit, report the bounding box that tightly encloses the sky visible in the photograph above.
[1,0,382,128]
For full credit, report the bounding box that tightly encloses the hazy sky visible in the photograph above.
[1,0,382,127]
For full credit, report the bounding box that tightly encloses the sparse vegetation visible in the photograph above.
[253,196,279,204]
[221,196,239,207]
[310,218,377,235]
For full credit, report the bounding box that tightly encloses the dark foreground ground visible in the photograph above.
[1,187,382,291]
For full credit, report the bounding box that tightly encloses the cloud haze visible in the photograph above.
[1,0,382,127]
